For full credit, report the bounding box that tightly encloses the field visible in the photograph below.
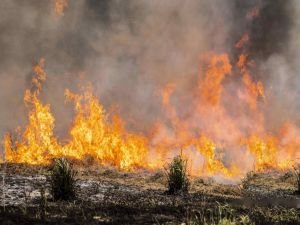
[0,163,299,225]
[1,1,300,225]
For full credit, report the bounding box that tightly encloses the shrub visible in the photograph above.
[49,158,77,201]
[166,154,189,194]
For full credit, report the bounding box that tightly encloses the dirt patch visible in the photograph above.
[0,164,299,224]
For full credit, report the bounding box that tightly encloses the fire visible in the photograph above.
[63,88,148,170]
[246,6,260,20]
[199,53,232,105]
[4,51,300,179]
[244,130,298,172]
[4,61,148,171]
[235,33,250,49]
[245,135,278,171]
[237,53,264,110]
[195,136,239,177]
[3,5,300,179]
[53,0,68,16]
[4,59,61,164]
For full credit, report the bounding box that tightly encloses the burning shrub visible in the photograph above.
[166,154,190,194]
[49,158,77,201]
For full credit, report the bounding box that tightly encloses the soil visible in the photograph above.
[0,163,299,225]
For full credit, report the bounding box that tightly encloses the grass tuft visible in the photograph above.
[241,171,256,190]
[293,164,300,194]
[185,203,252,225]
[166,154,189,194]
[49,158,77,201]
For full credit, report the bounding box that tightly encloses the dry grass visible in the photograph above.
[0,163,299,224]
[165,154,190,194]
[49,158,77,201]
[293,164,300,194]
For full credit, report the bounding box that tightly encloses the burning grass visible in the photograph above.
[1,1,300,223]
[3,56,299,179]
[1,1,300,224]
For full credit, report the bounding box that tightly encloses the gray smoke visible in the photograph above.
[0,0,299,158]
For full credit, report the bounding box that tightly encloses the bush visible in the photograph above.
[166,154,189,194]
[49,158,77,201]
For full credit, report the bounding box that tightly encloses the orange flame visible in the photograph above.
[4,59,60,164]
[199,53,232,105]
[3,51,300,179]
[235,33,250,49]
[246,7,260,20]
[237,53,264,110]
[63,88,148,170]
[4,60,148,171]
[54,0,68,16]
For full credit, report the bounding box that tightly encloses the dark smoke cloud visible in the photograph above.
[231,0,292,60]
[227,0,297,131]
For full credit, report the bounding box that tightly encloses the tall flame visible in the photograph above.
[4,59,61,164]
[53,0,68,16]
[63,88,148,170]
[4,60,148,171]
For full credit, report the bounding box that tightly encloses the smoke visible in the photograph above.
[258,0,300,131]
[0,0,299,170]
[0,0,234,139]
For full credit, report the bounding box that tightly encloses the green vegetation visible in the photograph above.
[166,154,190,194]
[49,158,77,201]
[184,204,300,225]
[184,203,252,225]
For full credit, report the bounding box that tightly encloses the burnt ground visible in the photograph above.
[0,164,299,225]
